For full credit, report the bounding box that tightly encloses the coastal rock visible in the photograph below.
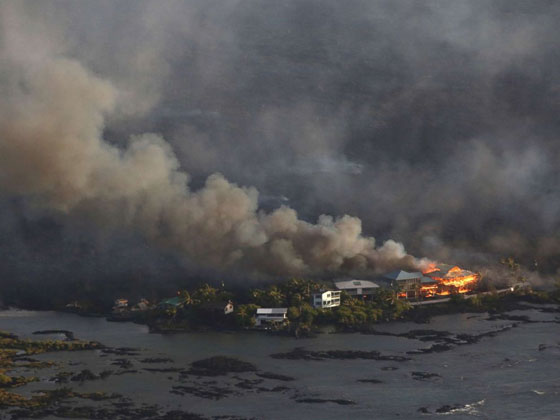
[32,330,75,340]
[407,343,453,354]
[188,356,257,376]
[255,372,295,381]
[140,357,174,364]
[171,384,236,400]
[435,404,464,413]
[143,367,184,373]
[295,398,355,405]
[112,358,134,369]
[101,347,140,356]
[71,369,99,382]
[411,371,441,381]
[271,347,410,362]
[357,379,383,384]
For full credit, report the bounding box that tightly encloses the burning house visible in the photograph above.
[380,270,424,299]
[421,264,481,296]
[377,264,481,300]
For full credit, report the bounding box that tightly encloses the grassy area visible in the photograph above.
[0,330,104,409]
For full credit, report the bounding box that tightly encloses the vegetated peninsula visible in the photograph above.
[44,258,559,338]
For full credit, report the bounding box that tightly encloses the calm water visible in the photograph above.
[1,307,559,419]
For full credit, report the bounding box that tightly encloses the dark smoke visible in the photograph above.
[1,1,559,297]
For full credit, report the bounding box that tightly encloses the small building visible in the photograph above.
[255,308,288,327]
[311,290,341,308]
[65,301,82,311]
[131,298,151,312]
[158,296,185,309]
[380,271,423,299]
[112,298,129,313]
[335,280,379,297]
[224,300,234,315]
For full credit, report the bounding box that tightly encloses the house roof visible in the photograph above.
[335,280,379,290]
[421,276,438,284]
[312,290,339,296]
[424,264,469,279]
[426,264,460,275]
[256,308,287,315]
[383,270,423,281]
[159,296,183,307]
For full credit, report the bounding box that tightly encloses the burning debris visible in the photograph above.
[379,264,481,300]
[421,264,481,297]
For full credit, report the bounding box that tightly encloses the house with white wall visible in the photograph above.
[112,298,129,313]
[311,290,341,308]
[255,308,288,327]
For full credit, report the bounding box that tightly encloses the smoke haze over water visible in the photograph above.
[1,1,560,291]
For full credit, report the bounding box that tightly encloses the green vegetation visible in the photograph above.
[0,386,120,409]
[138,278,415,335]
[18,256,560,337]
[0,331,107,411]
[136,271,560,335]
[234,304,259,327]
[1,338,102,355]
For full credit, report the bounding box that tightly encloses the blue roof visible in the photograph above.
[383,270,423,281]
[159,296,183,307]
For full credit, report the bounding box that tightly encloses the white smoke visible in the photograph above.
[0,1,436,280]
[0,53,425,278]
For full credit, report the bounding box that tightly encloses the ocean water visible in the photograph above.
[0,307,559,419]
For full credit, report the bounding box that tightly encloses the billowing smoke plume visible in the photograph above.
[2,1,560,288]
[0,55,423,278]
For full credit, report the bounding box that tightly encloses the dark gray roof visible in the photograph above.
[335,280,379,290]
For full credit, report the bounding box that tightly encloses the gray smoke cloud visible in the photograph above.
[1,0,560,287]
[0,50,422,278]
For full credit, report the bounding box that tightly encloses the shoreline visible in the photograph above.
[1,299,560,419]
[2,287,558,337]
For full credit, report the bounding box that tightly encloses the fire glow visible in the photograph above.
[421,264,480,297]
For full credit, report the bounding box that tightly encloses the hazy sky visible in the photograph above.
[1,1,559,290]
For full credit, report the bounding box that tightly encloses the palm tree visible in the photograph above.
[178,290,192,306]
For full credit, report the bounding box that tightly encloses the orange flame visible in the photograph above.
[422,262,439,274]
[419,264,480,297]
